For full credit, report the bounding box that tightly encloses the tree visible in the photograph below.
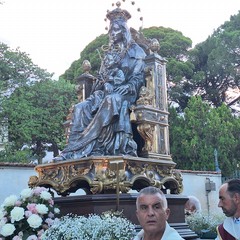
[141,26,192,60]
[0,43,52,93]
[0,78,76,163]
[169,96,239,176]
[187,11,240,107]
[141,27,194,110]
[61,27,193,87]
[61,34,108,83]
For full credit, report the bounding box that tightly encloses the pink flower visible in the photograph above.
[45,217,54,226]
[13,236,22,240]
[1,217,8,224]
[25,210,32,218]
[15,201,22,207]
[26,235,38,240]
[37,229,44,237]
[48,212,54,218]
[0,187,60,239]
[48,199,54,206]
[27,204,37,214]
[33,187,46,196]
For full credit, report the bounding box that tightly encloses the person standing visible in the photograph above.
[133,186,184,240]
[216,178,240,240]
[185,195,202,215]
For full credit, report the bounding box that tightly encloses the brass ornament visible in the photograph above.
[29,156,182,196]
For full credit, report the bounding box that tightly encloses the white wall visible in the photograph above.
[0,164,223,215]
[0,164,36,202]
[181,170,222,214]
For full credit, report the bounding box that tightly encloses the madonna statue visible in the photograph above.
[54,5,146,161]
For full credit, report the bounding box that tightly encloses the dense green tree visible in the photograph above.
[187,11,240,107]
[0,144,32,163]
[141,26,192,60]
[0,78,76,163]
[61,27,193,87]
[0,43,52,92]
[141,27,194,110]
[0,42,59,163]
[62,34,108,83]
[169,96,239,176]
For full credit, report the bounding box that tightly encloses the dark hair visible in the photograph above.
[227,179,240,196]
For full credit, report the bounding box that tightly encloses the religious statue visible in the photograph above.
[31,1,184,199]
[54,4,146,161]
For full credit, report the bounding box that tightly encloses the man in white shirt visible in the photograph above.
[216,178,240,240]
[133,186,184,240]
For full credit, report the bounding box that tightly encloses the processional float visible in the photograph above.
[29,1,197,238]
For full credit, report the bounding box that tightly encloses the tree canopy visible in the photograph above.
[187,11,240,107]
[169,96,240,176]
[61,27,193,85]
[0,78,76,163]
[0,43,52,93]
[61,34,108,83]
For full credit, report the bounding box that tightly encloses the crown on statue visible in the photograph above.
[106,1,131,22]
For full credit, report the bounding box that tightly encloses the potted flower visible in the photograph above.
[186,211,225,239]
[42,211,136,240]
[0,187,60,240]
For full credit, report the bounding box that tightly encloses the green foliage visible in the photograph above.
[61,34,108,83]
[188,11,240,107]
[0,43,52,92]
[169,96,239,175]
[0,144,31,163]
[0,78,76,163]
[141,27,194,110]
[142,26,192,60]
[61,27,193,86]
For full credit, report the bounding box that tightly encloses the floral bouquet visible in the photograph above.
[42,211,136,240]
[0,187,60,240]
[186,211,225,236]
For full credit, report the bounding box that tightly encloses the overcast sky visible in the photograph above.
[1,0,240,79]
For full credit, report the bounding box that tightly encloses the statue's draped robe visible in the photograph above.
[62,43,146,160]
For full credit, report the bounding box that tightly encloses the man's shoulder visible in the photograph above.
[163,223,184,240]
[132,229,144,240]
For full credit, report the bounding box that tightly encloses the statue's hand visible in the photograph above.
[115,84,130,95]
[104,82,114,94]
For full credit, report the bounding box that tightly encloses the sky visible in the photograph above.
[1,0,240,79]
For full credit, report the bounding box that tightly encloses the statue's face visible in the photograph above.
[104,54,115,68]
[110,23,123,44]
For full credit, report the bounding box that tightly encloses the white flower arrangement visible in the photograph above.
[186,211,225,235]
[42,211,136,240]
[0,187,60,240]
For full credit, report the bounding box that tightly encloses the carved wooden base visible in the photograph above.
[29,155,183,196]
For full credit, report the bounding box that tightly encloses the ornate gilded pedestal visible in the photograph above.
[29,155,182,196]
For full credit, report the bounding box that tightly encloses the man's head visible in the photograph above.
[218,178,240,218]
[136,186,170,238]
[185,196,201,215]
